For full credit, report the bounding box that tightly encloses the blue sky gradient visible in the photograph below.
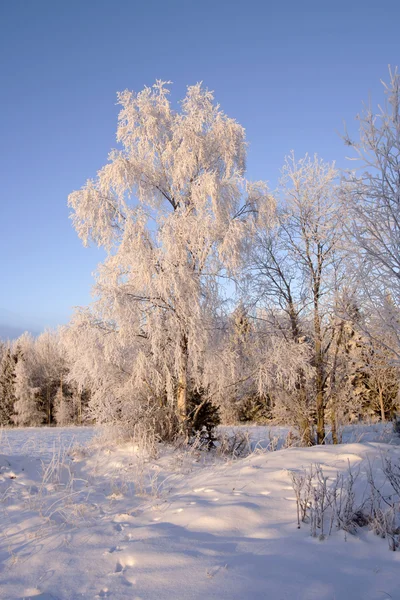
[1,0,399,332]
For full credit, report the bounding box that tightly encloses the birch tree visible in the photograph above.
[344,67,400,358]
[250,154,344,443]
[67,81,268,437]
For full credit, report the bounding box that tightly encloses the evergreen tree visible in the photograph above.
[0,348,18,426]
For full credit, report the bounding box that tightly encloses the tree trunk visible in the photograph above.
[379,388,385,422]
[330,405,338,444]
[329,322,344,445]
[47,385,51,425]
[288,299,315,446]
[78,393,82,425]
[177,333,189,438]
[300,415,313,446]
[314,315,325,444]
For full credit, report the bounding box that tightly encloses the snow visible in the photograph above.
[1,425,399,600]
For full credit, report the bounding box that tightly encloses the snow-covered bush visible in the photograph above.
[290,457,400,551]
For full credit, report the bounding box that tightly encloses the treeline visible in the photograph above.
[0,311,397,438]
[0,332,90,427]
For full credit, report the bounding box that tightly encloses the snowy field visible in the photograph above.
[1,425,400,600]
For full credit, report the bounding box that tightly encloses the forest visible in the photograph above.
[1,69,400,449]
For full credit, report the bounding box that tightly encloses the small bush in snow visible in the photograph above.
[290,458,400,550]
[216,429,252,459]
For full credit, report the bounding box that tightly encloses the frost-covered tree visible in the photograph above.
[53,384,74,426]
[9,331,67,427]
[12,333,45,426]
[13,361,43,427]
[355,327,400,422]
[249,154,344,443]
[322,298,367,442]
[344,67,400,358]
[66,81,269,438]
[280,154,345,443]
[34,330,67,425]
[0,346,18,426]
[365,348,399,422]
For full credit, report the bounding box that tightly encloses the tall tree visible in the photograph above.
[344,67,400,358]
[67,81,268,437]
[250,154,344,443]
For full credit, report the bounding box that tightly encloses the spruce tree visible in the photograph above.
[0,349,18,426]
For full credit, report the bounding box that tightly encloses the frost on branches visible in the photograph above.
[248,153,348,444]
[345,67,400,360]
[66,81,270,440]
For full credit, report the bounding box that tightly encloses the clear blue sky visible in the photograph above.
[1,0,399,332]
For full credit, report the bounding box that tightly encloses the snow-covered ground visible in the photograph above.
[1,425,399,600]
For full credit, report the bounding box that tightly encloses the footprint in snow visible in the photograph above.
[106,546,123,554]
[115,561,124,573]
[206,564,228,578]
[113,555,136,575]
